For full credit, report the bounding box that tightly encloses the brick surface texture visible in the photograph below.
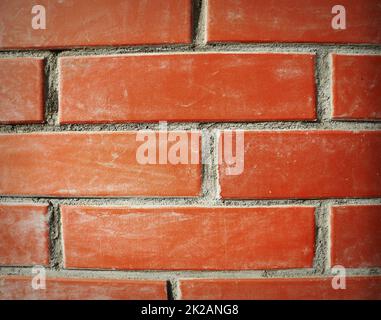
[0,0,380,300]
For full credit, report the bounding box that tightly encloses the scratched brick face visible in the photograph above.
[0,204,49,266]
[0,0,380,301]
[0,277,167,300]
[0,58,44,124]
[61,206,315,270]
[58,53,316,123]
[0,0,192,48]
[0,132,201,197]
[332,54,381,120]
[207,0,381,43]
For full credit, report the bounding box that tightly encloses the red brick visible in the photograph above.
[0,0,191,49]
[333,55,381,120]
[0,276,166,300]
[208,0,381,44]
[61,206,315,270]
[219,131,381,199]
[0,132,201,197]
[331,205,381,268]
[0,58,44,124]
[180,277,381,300]
[58,53,316,123]
[0,204,49,266]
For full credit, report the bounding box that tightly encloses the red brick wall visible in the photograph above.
[0,0,380,300]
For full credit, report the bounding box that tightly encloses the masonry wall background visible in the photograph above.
[0,0,380,300]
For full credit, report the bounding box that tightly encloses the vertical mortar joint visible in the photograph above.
[313,202,331,275]
[192,0,207,47]
[48,201,64,270]
[167,279,180,300]
[45,52,60,126]
[315,49,332,124]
